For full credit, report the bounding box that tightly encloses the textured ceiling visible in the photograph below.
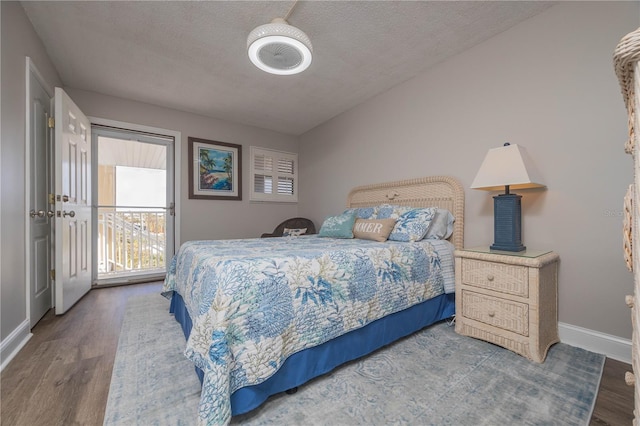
[21,1,554,136]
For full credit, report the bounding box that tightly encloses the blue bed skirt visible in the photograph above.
[170,291,455,416]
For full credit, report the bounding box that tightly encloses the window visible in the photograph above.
[250,147,298,202]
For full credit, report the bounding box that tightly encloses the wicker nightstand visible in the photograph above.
[454,248,560,363]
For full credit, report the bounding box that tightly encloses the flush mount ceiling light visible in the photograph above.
[247,1,313,75]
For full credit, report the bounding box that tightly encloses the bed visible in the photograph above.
[162,175,464,425]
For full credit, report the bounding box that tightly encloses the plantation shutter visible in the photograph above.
[250,147,298,202]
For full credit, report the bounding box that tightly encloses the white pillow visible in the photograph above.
[283,227,307,237]
[424,209,455,240]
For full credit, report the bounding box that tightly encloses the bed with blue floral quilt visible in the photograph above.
[162,176,464,425]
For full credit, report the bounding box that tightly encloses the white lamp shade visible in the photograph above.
[471,144,545,191]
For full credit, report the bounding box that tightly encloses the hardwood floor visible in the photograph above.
[0,282,635,425]
[0,282,161,426]
[591,358,635,425]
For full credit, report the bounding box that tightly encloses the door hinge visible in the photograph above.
[50,269,55,280]
[48,117,55,128]
[48,193,55,205]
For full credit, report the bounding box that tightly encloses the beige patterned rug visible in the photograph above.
[104,293,604,425]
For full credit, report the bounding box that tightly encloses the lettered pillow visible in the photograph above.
[388,207,437,242]
[318,211,357,238]
[353,218,397,242]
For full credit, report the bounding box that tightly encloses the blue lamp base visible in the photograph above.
[490,193,526,252]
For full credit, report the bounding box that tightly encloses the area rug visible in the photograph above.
[104,294,605,425]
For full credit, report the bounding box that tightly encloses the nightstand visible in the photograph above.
[454,247,559,363]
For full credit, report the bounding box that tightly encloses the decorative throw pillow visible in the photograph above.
[343,206,378,220]
[388,207,437,242]
[375,204,412,220]
[424,209,455,240]
[283,227,307,237]
[318,211,357,238]
[353,218,397,242]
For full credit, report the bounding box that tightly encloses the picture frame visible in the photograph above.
[188,137,242,200]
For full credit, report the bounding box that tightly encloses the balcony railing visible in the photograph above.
[97,207,166,277]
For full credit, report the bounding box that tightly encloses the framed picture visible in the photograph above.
[188,137,242,200]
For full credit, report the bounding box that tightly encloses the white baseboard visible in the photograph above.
[559,322,631,364]
[0,319,32,372]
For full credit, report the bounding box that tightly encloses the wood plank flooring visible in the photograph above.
[0,282,161,426]
[591,358,635,425]
[0,282,635,425]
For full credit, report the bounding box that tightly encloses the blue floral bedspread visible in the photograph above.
[162,235,454,425]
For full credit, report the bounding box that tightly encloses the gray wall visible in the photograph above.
[298,2,640,339]
[0,1,298,360]
[3,0,638,360]
[1,2,62,351]
[65,88,299,243]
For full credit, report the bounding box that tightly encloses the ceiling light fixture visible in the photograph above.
[247,1,313,75]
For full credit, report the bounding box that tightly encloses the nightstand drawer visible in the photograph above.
[461,290,529,336]
[461,258,529,297]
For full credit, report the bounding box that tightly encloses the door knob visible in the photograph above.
[29,210,45,218]
[47,211,55,218]
[63,210,76,218]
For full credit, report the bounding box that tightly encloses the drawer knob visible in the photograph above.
[626,295,635,308]
[625,371,636,386]
[487,274,495,282]
[488,311,495,318]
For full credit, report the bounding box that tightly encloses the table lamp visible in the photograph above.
[471,143,545,252]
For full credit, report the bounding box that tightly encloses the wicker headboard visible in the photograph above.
[346,176,464,249]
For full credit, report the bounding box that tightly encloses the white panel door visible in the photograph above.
[28,70,53,326]
[54,87,92,314]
